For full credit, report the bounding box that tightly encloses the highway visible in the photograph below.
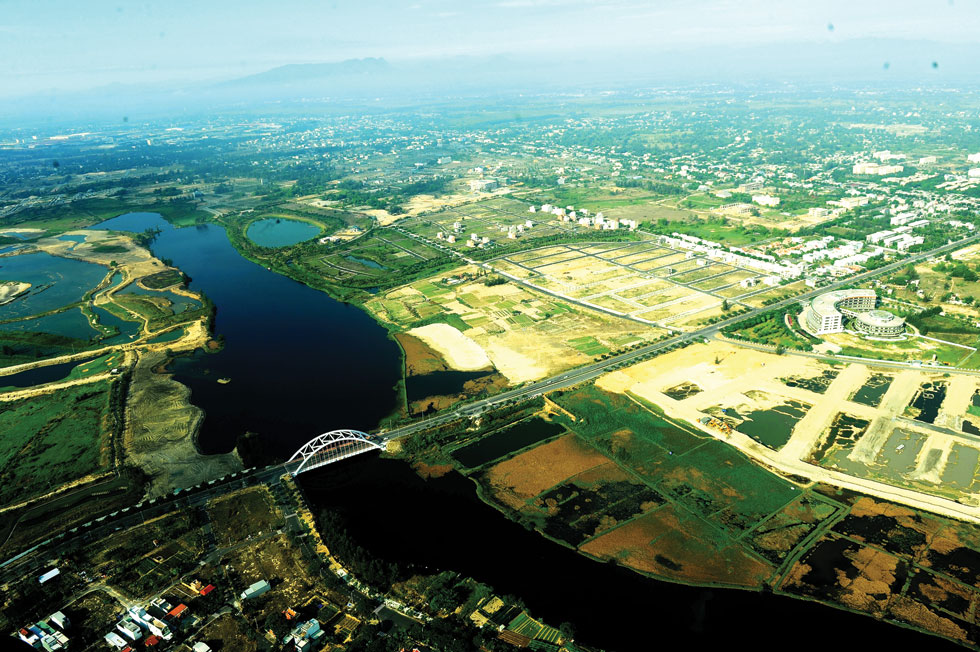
[376,231,980,443]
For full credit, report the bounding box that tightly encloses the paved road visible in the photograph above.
[376,232,980,443]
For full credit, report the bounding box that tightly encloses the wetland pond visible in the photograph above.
[452,417,565,468]
[851,373,893,407]
[0,252,108,319]
[246,217,321,248]
[0,355,97,389]
[405,369,489,406]
[736,400,809,450]
[909,381,947,424]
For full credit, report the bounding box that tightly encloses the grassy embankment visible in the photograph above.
[5,197,210,234]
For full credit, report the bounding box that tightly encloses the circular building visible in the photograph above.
[802,289,877,335]
[854,309,905,337]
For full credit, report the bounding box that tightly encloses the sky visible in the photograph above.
[1,0,979,98]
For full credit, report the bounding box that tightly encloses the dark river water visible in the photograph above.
[90,213,957,652]
[90,213,402,454]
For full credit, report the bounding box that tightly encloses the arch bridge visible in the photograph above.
[288,430,385,475]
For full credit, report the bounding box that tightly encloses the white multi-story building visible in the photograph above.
[896,235,924,251]
[853,162,904,175]
[867,230,895,244]
[890,212,916,226]
[873,150,905,161]
[803,289,877,334]
[752,194,780,207]
[840,196,869,209]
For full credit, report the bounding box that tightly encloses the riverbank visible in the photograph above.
[124,349,242,497]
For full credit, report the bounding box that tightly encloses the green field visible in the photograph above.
[141,269,184,289]
[0,381,115,506]
[501,385,845,587]
[567,335,610,356]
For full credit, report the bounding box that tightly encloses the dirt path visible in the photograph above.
[936,375,977,430]
[780,364,870,462]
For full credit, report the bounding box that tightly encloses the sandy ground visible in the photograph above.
[404,192,482,216]
[0,281,31,307]
[598,341,980,524]
[408,323,493,371]
[482,339,548,384]
[124,350,241,497]
[371,266,661,384]
[936,375,978,430]
[35,229,168,279]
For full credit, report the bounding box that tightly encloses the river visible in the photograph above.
[92,213,956,651]
[89,213,402,454]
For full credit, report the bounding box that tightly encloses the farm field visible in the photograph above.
[59,591,126,650]
[80,510,207,598]
[196,614,261,652]
[365,265,662,383]
[475,384,831,588]
[222,534,319,621]
[489,240,769,330]
[779,494,980,649]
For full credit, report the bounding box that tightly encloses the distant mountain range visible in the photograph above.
[5,40,980,126]
[220,58,391,88]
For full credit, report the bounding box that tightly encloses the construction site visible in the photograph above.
[597,340,980,524]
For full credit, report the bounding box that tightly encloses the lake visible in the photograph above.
[246,217,321,248]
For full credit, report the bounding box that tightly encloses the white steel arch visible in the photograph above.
[288,430,384,475]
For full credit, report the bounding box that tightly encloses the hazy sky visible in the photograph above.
[2,0,979,97]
